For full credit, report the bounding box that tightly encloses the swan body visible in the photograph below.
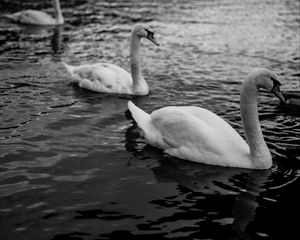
[63,24,159,95]
[128,68,285,169]
[62,63,134,94]
[129,102,252,168]
[4,0,64,25]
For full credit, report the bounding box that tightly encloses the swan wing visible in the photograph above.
[64,63,133,94]
[147,106,251,168]
[6,10,55,25]
[179,106,247,148]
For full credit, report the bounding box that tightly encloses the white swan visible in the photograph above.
[62,24,159,95]
[128,68,285,169]
[4,0,64,25]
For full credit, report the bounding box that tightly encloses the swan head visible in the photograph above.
[132,24,160,46]
[250,68,285,103]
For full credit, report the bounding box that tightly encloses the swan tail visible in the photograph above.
[61,62,75,75]
[2,13,20,22]
[128,101,152,133]
[61,62,80,83]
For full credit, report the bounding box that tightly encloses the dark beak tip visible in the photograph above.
[151,39,160,46]
[277,93,286,104]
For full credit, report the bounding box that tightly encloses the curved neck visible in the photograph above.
[240,78,272,169]
[53,0,64,24]
[130,33,145,88]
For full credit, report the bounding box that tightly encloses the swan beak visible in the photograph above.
[272,85,286,104]
[147,33,160,46]
[149,36,160,46]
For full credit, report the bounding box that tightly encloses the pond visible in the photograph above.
[0,0,299,239]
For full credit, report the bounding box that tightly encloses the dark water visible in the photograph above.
[0,0,299,239]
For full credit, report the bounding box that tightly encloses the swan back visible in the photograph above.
[4,10,55,25]
[150,106,251,167]
[63,63,135,93]
[128,101,252,168]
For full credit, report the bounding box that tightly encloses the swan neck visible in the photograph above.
[130,33,144,87]
[240,79,271,169]
[53,0,64,24]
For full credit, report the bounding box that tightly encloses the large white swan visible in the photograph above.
[128,68,285,169]
[4,0,64,25]
[62,24,159,95]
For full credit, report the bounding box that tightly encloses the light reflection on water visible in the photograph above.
[0,0,299,239]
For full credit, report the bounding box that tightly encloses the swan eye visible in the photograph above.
[272,78,281,87]
[145,29,154,39]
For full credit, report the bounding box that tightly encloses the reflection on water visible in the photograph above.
[0,0,299,239]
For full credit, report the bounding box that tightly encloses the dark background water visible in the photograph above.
[0,0,299,239]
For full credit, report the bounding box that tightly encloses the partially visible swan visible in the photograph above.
[4,0,64,25]
[128,68,285,169]
[62,24,159,95]
[282,90,300,106]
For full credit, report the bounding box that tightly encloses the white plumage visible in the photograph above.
[4,0,64,25]
[62,63,133,93]
[128,102,252,168]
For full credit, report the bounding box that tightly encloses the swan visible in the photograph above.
[282,90,300,106]
[4,0,64,25]
[62,24,159,95]
[128,68,285,169]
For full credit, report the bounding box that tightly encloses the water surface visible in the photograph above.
[0,0,299,239]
